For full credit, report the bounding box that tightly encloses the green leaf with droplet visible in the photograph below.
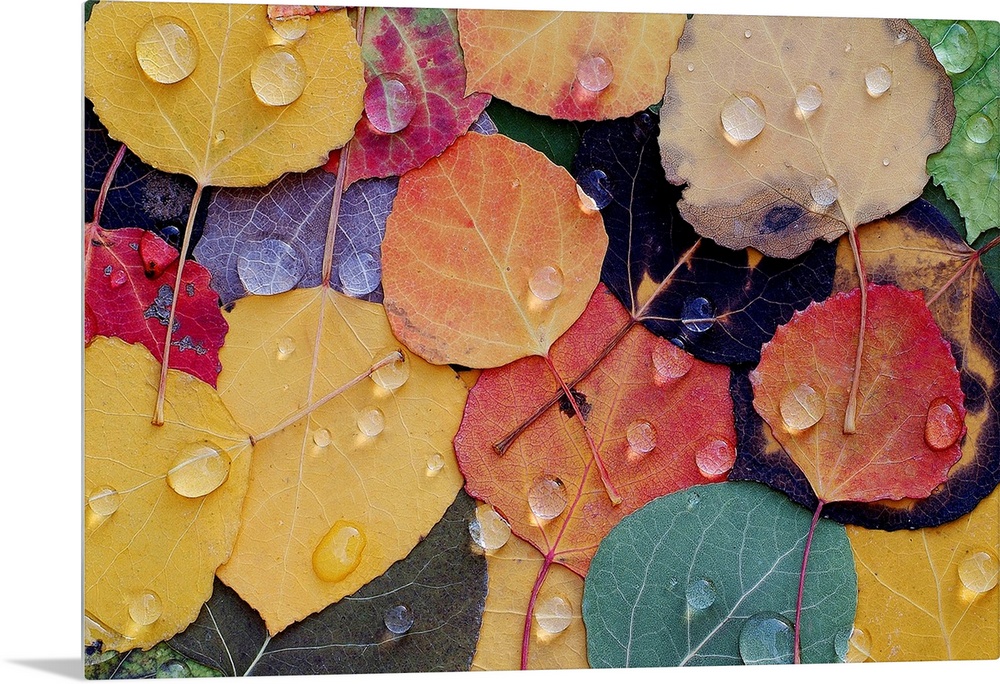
[582,482,857,667]
[912,19,1000,243]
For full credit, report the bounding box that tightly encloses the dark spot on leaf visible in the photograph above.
[559,389,592,420]
[761,205,805,234]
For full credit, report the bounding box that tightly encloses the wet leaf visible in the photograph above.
[659,16,954,257]
[459,10,685,121]
[85,337,253,652]
[344,7,491,186]
[455,285,735,575]
[215,287,468,634]
[169,492,487,675]
[583,482,857,667]
[84,3,364,187]
[487,98,588,171]
[382,132,607,368]
[85,642,222,679]
[192,167,397,306]
[750,284,966,504]
[471,534,588,671]
[574,111,838,365]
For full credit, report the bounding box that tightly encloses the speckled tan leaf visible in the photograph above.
[215,287,468,634]
[846,487,998,661]
[85,337,253,652]
[84,3,364,187]
[458,10,685,121]
[471,535,588,671]
[658,16,954,258]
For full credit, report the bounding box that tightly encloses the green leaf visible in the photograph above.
[85,642,222,679]
[485,98,587,171]
[582,482,857,667]
[912,19,1000,243]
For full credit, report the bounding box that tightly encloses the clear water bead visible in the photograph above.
[721,94,766,142]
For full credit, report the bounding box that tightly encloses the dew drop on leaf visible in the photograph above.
[384,604,415,635]
[469,504,511,551]
[738,612,794,665]
[338,250,381,296]
[626,420,657,455]
[686,490,701,509]
[685,578,716,610]
[779,383,826,431]
[965,112,995,144]
[128,591,163,626]
[135,16,199,85]
[527,477,568,521]
[312,428,332,448]
[364,74,418,134]
[652,342,692,381]
[846,627,872,662]
[110,269,127,289]
[276,336,296,360]
[157,660,191,678]
[528,265,565,301]
[924,397,963,450]
[236,238,305,296]
[270,14,310,41]
[865,65,892,97]
[250,45,307,107]
[576,55,614,93]
[312,521,367,583]
[166,441,231,499]
[357,406,385,437]
[371,353,410,391]
[425,453,445,476]
[535,595,573,634]
[958,550,999,594]
[576,169,613,210]
[87,486,122,518]
[681,296,715,333]
[795,83,823,115]
[694,439,736,478]
[932,21,978,74]
[810,176,839,207]
[720,93,766,142]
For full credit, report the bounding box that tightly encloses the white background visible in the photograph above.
[2,0,997,682]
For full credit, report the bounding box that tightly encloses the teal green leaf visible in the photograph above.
[485,98,588,171]
[582,482,857,667]
[912,20,1000,243]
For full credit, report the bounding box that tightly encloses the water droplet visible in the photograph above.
[312,521,366,582]
[158,660,191,678]
[426,453,445,476]
[357,406,385,437]
[965,112,995,144]
[739,612,794,665]
[795,83,823,115]
[780,383,826,431]
[846,627,871,663]
[214,129,226,144]
[371,353,410,391]
[469,504,511,551]
[933,21,978,74]
[924,397,963,450]
[685,578,716,610]
[896,29,909,45]
[276,336,296,359]
[652,343,692,381]
[251,45,307,107]
[384,604,414,634]
[744,29,752,39]
[535,595,573,634]
[721,93,766,142]
[338,250,381,297]
[810,176,839,207]
[110,269,128,289]
[128,591,162,626]
[865,65,892,97]
[695,439,736,478]
[528,477,568,520]
[681,296,715,333]
[270,14,310,41]
[135,17,199,84]
[625,420,657,455]
[576,169,613,210]
[529,265,565,301]
[237,238,305,295]
[576,55,614,93]
[313,428,332,448]
[687,490,701,509]
[364,74,417,134]
[882,157,891,167]
[687,63,695,72]
[958,550,999,593]
[166,441,231,498]
[833,625,852,660]
[88,486,122,517]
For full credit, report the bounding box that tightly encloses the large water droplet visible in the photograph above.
[780,383,826,431]
[810,176,839,206]
[576,169,613,210]
[626,420,657,455]
[721,93,766,142]
[686,578,716,610]
[270,14,310,41]
[384,604,415,634]
[357,406,385,437]
[528,477,568,520]
[338,250,381,297]
[529,265,565,301]
[237,238,305,295]
[652,343,692,381]
[313,521,367,582]
[135,17,199,84]
[251,45,307,106]
[372,353,410,391]
[924,397,963,450]
[695,439,735,478]
[313,428,332,448]
[166,441,231,498]
[128,591,162,626]
[739,612,794,665]
[865,65,892,97]
[157,660,191,678]
[681,296,715,333]
[88,486,122,518]
[933,21,978,74]
[846,627,871,663]
[535,595,573,634]
[426,453,445,476]
[276,336,296,359]
[576,55,614,92]
[965,112,995,144]
[469,504,511,551]
[795,83,823,115]
[958,550,999,593]
[365,74,418,134]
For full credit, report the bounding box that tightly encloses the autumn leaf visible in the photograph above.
[85,337,253,652]
[458,10,685,121]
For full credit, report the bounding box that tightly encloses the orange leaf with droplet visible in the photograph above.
[750,285,966,503]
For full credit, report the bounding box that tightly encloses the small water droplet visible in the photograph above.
[110,270,128,289]
[528,477,568,520]
[687,490,701,509]
[687,63,695,72]
[88,486,122,517]
[469,504,511,551]
[384,604,415,634]
[795,83,823,115]
[576,169,612,210]
[365,74,417,134]
[135,16,199,84]
[744,29,752,39]
[652,343,692,381]
[686,578,716,610]
[865,65,892,97]
[833,625,853,660]
[535,595,573,634]
[214,129,226,144]
[237,238,305,295]
[846,627,872,663]
[626,420,657,455]
[313,428,332,448]
[933,21,978,74]
[357,406,385,437]
[270,14,310,41]
[924,397,963,450]
[695,439,736,478]
[128,591,162,626]
[312,521,367,582]
[276,336,296,359]
[739,612,794,665]
[529,265,565,301]
[958,550,998,593]
[166,441,231,498]
[251,45,307,107]
[721,93,766,142]
[681,296,715,333]
[895,29,909,44]
[810,176,839,207]
[338,250,381,297]
[882,157,891,166]
[372,353,410,391]
[426,453,445,476]
[965,112,995,144]
[780,383,826,431]
[576,55,614,93]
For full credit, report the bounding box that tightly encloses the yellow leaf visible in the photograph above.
[472,534,588,671]
[84,3,364,187]
[85,337,253,651]
[215,287,468,633]
[847,487,999,661]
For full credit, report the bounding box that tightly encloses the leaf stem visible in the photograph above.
[91,143,126,228]
[925,233,1000,308]
[793,499,824,664]
[521,554,554,670]
[321,141,352,288]
[843,227,867,434]
[152,183,205,426]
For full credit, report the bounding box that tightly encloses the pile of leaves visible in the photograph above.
[83,4,1000,678]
